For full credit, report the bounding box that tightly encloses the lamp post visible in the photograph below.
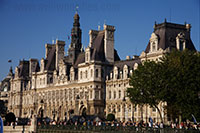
[76,95,80,116]
[52,109,56,121]
[140,91,143,122]
[122,97,126,122]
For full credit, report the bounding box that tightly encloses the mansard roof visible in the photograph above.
[114,58,141,70]
[74,52,85,67]
[18,60,29,78]
[91,31,105,62]
[45,45,56,71]
[90,31,120,62]
[145,21,196,53]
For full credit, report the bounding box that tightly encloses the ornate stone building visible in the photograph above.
[105,20,196,123]
[5,13,120,121]
[0,13,196,124]
[140,20,196,61]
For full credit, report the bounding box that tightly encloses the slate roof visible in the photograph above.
[91,31,105,61]
[45,46,56,71]
[114,58,141,71]
[74,52,85,67]
[90,31,120,62]
[145,22,196,53]
[30,59,40,72]
[18,60,29,78]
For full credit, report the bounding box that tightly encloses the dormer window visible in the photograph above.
[85,47,90,63]
[152,42,156,51]
[149,33,159,52]
[176,32,186,51]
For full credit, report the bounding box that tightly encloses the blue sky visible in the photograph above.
[0,0,199,81]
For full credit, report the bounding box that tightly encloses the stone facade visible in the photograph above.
[0,14,196,124]
[105,58,167,123]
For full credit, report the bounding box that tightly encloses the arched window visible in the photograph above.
[109,91,111,99]
[149,33,159,52]
[95,69,98,78]
[90,69,93,77]
[134,63,138,70]
[90,90,92,99]
[108,105,111,112]
[43,78,45,85]
[119,90,121,98]
[85,70,88,78]
[176,32,186,51]
[80,71,82,79]
[114,91,116,99]
[118,105,121,112]
[86,53,88,61]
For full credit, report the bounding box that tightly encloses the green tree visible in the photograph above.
[160,49,200,121]
[127,61,164,122]
[107,113,115,121]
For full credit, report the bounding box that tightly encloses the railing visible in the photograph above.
[37,125,200,133]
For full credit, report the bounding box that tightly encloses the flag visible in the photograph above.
[192,114,197,124]
[8,60,12,63]
[0,116,3,133]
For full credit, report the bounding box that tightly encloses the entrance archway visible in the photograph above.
[37,107,44,123]
[68,109,74,119]
[57,106,62,121]
[38,107,43,118]
[79,105,87,117]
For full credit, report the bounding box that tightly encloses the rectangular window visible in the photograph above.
[96,69,98,78]
[95,91,99,99]
[119,90,121,98]
[90,91,92,99]
[109,91,111,99]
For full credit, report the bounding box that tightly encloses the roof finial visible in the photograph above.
[164,18,167,23]
[104,20,106,25]
[75,5,79,14]
[52,37,55,44]
[98,22,100,31]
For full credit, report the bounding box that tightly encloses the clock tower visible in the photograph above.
[68,13,82,64]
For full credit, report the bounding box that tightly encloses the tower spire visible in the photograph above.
[68,11,82,64]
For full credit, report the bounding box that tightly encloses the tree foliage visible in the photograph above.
[128,49,200,122]
[127,61,164,122]
[107,113,115,121]
[160,49,200,121]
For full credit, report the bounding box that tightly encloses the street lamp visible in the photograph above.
[52,109,56,121]
[75,95,80,116]
[123,97,126,122]
[140,91,143,122]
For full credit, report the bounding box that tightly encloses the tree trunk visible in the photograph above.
[155,105,163,123]
[140,105,143,122]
